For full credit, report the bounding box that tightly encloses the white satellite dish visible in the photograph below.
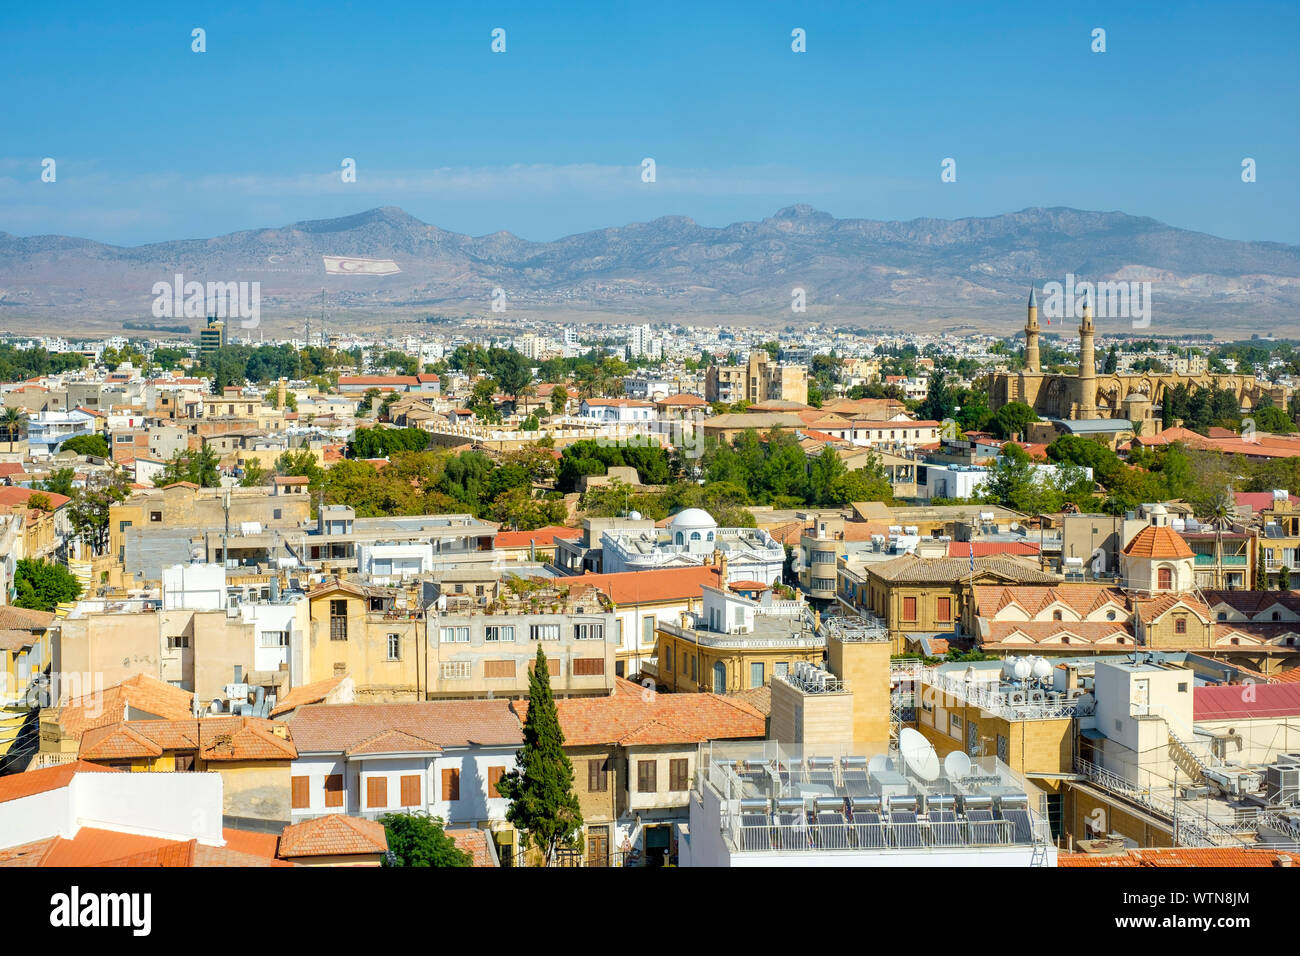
[944,750,972,781]
[899,728,941,782]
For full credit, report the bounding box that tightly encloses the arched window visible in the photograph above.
[675,532,684,545]
[690,531,701,542]
[1157,566,1173,590]
[1061,635,1071,644]
[712,661,727,694]
[1106,610,1116,621]
[707,531,714,541]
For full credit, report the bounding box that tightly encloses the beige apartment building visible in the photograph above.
[706,351,808,406]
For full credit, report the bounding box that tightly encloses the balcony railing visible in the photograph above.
[730,817,1031,853]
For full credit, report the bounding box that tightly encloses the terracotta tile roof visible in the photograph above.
[1122,524,1194,559]
[1194,682,1300,720]
[1271,668,1300,684]
[222,828,282,858]
[287,700,522,753]
[1060,847,1300,867]
[654,394,707,406]
[494,525,581,549]
[573,565,724,606]
[0,762,121,805]
[1133,592,1211,625]
[447,828,496,866]
[0,486,71,509]
[949,541,1041,558]
[270,676,348,717]
[97,840,295,867]
[974,584,1128,620]
[338,376,419,386]
[982,620,1135,648]
[278,814,388,858]
[513,678,765,747]
[78,716,297,762]
[346,728,443,756]
[1204,590,1300,619]
[58,673,196,739]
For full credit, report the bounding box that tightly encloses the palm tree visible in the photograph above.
[1,407,28,451]
[1193,486,1236,588]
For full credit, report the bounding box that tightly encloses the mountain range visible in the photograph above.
[2,205,1298,336]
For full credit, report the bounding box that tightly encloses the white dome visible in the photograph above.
[668,508,717,530]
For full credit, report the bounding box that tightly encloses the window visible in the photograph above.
[487,766,505,798]
[665,646,674,672]
[166,635,189,650]
[485,625,515,643]
[291,776,309,809]
[329,599,348,640]
[260,630,289,648]
[812,550,836,564]
[441,767,460,801]
[484,659,516,679]
[936,597,952,622]
[400,774,421,807]
[384,633,402,661]
[574,623,604,641]
[750,661,765,688]
[440,626,469,643]
[366,776,387,809]
[903,596,917,621]
[775,662,789,678]
[713,661,726,693]
[530,623,560,641]
[669,759,690,792]
[1158,566,1173,590]
[441,661,471,680]
[642,617,656,645]
[573,658,604,676]
[1177,682,1189,693]
[1174,618,1187,635]
[691,655,698,681]
[812,577,835,592]
[950,713,963,738]
[333,663,347,676]
[324,774,343,808]
[150,511,162,522]
[637,760,657,793]
[174,753,196,773]
[273,508,282,520]
[1052,610,1063,621]
[588,759,609,793]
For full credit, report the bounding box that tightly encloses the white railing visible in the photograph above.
[730,817,1032,853]
[924,670,1092,721]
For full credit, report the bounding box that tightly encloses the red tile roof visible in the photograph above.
[0,486,71,509]
[1122,524,1194,559]
[1060,847,1299,867]
[513,678,765,747]
[494,525,581,549]
[78,716,298,762]
[447,828,496,866]
[278,815,389,859]
[269,675,349,717]
[58,673,196,739]
[287,701,522,753]
[572,565,724,606]
[0,762,120,805]
[1194,682,1300,721]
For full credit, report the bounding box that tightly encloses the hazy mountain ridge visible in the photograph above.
[1,205,1298,333]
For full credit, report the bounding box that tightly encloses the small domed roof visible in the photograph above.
[668,508,717,530]
[1123,524,1193,560]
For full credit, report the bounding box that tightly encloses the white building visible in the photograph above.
[357,542,435,583]
[601,509,785,586]
[579,398,657,423]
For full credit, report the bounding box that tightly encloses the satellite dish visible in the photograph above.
[944,750,972,781]
[899,728,941,782]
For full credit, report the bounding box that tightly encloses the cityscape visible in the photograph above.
[0,0,1296,926]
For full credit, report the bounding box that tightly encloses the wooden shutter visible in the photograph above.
[936,597,951,622]
[291,775,309,809]
[637,760,656,793]
[588,758,607,793]
[670,758,689,791]
[487,766,505,798]
[400,774,421,807]
[573,657,604,676]
[442,767,460,801]
[366,776,387,809]
[485,659,516,679]
[903,596,917,621]
[324,774,344,808]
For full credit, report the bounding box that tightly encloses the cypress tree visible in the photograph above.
[1256,543,1268,591]
[498,646,583,865]
[1279,565,1291,591]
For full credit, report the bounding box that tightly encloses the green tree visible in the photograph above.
[991,402,1040,441]
[1256,542,1268,591]
[60,434,110,458]
[1279,565,1291,591]
[40,467,76,498]
[240,459,269,487]
[156,447,221,488]
[497,646,584,866]
[13,558,82,611]
[1,406,27,451]
[550,386,569,416]
[69,471,131,555]
[379,812,472,867]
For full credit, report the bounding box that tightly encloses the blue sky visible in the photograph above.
[2,1,1297,246]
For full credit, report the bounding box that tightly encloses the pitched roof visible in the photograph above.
[982,620,1135,648]
[346,728,442,756]
[78,717,297,762]
[269,675,348,717]
[0,486,71,509]
[287,700,522,753]
[512,678,765,747]
[0,761,120,805]
[572,565,724,606]
[447,828,496,866]
[58,673,196,739]
[1122,524,1194,560]
[1060,847,1299,867]
[1194,682,1300,721]
[0,605,54,631]
[493,525,581,549]
[277,814,389,858]
[870,554,1058,585]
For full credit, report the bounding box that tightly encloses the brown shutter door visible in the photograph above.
[400,774,421,807]
[487,766,504,798]
[324,774,344,808]
[291,775,309,809]
[904,596,917,621]
[366,776,387,808]
[442,767,460,801]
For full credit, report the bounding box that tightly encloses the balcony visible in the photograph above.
[1194,554,1247,566]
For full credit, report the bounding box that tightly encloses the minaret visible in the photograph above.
[1077,290,1097,420]
[1024,286,1041,373]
